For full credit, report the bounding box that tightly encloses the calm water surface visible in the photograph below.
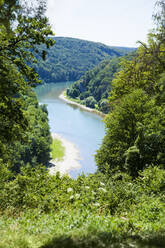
[35,82,105,178]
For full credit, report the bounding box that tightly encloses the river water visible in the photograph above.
[35,82,105,178]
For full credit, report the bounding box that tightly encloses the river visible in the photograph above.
[35,82,105,178]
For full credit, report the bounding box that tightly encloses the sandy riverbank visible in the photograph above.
[49,133,81,176]
[59,91,105,118]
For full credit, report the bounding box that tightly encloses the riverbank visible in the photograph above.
[49,133,81,176]
[59,91,105,118]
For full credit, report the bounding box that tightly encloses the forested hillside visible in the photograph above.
[66,57,123,113]
[33,37,136,83]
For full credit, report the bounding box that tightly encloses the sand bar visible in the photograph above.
[49,133,81,176]
[59,91,105,118]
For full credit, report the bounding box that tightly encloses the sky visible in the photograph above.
[46,0,157,48]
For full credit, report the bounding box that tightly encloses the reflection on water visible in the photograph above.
[35,82,105,178]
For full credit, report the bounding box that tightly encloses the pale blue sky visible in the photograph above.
[46,0,157,47]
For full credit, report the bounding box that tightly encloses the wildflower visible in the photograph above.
[70,195,74,200]
[98,187,107,193]
[67,188,73,193]
[75,193,80,199]
[93,202,100,207]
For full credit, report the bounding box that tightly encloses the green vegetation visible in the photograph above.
[0,0,54,166]
[96,0,165,178]
[0,0,165,247]
[32,37,136,84]
[64,92,105,117]
[4,90,52,173]
[67,53,136,113]
[66,57,123,113]
[0,166,165,247]
[50,137,65,161]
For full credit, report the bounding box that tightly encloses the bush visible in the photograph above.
[84,96,97,108]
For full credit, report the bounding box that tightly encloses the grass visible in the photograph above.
[50,137,65,161]
[1,166,165,247]
[0,210,165,248]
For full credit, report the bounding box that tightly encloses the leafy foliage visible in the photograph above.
[32,37,136,84]
[96,0,165,176]
[1,90,52,172]
[66,57,122,113]
[0,165,165,247]
[66,53,135,113]
[0,0,54,155]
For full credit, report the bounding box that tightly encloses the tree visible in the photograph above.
[66,57,124,113]
[96,89,158,175]
[96,1,165,177]
[84,96,97,108]
[0,0,54,155]
[3,90,52,172]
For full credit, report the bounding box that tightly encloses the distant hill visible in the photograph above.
[33,37,136,83]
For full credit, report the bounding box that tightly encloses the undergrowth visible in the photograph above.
[0,165,165,247]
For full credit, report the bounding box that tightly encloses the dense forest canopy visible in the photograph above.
[66,53,135,113]
[32,37,136,83]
